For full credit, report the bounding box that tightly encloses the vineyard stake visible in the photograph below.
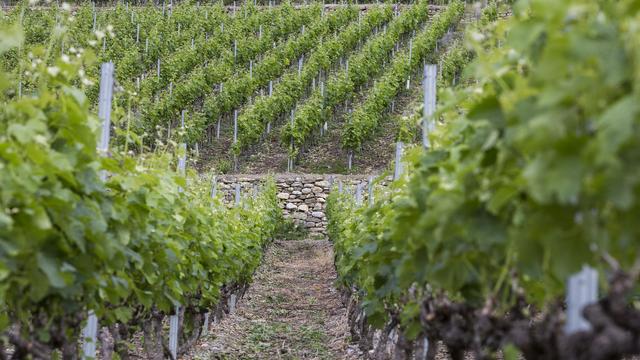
[355,182,363,206]
[422,64,437,148]
[235,183,241,205]
[169,108,188,359]
[233,109,238,144]
[565,266,598,334]
[210,175,218,199]
[229,294,238,313]
[393,141,403,180]
[82,61,114,360]
[168,306,179,360]
[288,109,294,172]
[368,176,373,206]
[178,110,187,177]
[136,23,140,43]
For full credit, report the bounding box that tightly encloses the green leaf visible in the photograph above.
[36,253,66,288]
[0,23,23,54]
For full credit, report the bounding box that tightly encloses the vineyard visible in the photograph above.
[1,0,640,359]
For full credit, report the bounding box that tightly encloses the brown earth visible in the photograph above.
[182,239,362,360]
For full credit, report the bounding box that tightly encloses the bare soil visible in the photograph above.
[182,239,362,360]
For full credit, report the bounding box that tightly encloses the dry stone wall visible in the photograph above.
[216,174,391,236]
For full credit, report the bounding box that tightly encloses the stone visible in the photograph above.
[286,203,297,210]
[292,190,302,195]
[315,180,330,187]
[277,192,290,200]
[298,204,309,212]
[309,227,324,232]
[304,183,314,188]
[317,193,328,199]
[293,212,307,220]
[312,211,325,218]
[304,198,315,204]
[317,197,326,203]
[301,188,312,194]
[306,216,321,223]
[313,204,323,211]
[292,182,303,187]
[312,186,323,194]
[304,222,316,227]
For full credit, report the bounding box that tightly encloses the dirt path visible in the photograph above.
[184,239,362,360]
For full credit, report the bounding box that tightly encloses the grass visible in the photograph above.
[275,219,309,240]
[244,322,331,359]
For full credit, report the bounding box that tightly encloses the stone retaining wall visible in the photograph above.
[216,174,391,236]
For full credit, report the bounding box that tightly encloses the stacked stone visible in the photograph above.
[276,177,330,235]
[214,174,385,236]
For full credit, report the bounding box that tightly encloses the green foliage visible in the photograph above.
[0,22,280,350]
[233,4,386,154]
[342,1,465,151]
[328,0,640,353]
[275,219,309,241]
[282,0,431,156]
[138,3,321,145]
